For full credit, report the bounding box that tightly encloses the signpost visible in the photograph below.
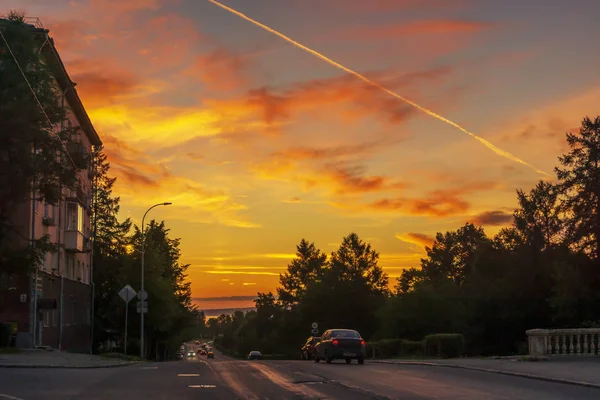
[311,322,318,336]
[118,285,137,355]
[137,290,148,314]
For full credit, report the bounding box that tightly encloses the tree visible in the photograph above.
[420,223,490,287]
[514,181,563,250]
[91,146,131,258]
[0,12,85,278]
[91,147,131,348]
[304,233,389,339]
[277,239,327,307]
[556,116,600,258]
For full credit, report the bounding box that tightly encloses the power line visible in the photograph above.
[0,27,92,194]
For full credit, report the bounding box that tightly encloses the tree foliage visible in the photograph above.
[0,12,84,278]
[91,148,198,359]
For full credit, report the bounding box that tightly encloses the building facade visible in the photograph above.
[0,18,101,352]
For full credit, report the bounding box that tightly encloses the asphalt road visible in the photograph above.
[2,355,600,399]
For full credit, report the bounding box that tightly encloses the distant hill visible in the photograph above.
[201,307,256,319]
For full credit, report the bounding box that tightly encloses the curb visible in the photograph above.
[370,360,600,389]
[0,361,138,369]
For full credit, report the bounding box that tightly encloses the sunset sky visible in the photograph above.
[2,0,600,312]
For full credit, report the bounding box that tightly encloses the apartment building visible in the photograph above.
[0,18,101,352]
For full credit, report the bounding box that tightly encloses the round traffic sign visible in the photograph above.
[311,322,318,329]
[138,290,148,300]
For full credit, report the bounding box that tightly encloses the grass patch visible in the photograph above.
[0,347,20,354]
[99,352,144,362]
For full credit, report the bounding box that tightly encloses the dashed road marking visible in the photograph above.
[188,384,216,388]
[177,373,200,377]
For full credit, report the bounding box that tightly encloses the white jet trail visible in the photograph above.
[209,0,549,177]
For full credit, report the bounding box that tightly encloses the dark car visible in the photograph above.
[175,352,183,360]
[248,351,262,360]
[207,351,215,359]
[314,329,366,364]
[301,336,320,360]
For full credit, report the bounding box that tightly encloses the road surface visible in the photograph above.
[1,355,600,399]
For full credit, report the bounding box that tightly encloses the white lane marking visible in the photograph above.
[0,394,25,400]
[188,385,216,388]
[141,366,158,369]
[177,373,200,377]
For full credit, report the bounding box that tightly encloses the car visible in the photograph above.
[301,336,321,360]
[187,351,196,358]
[247,350,262,360]
[175,352,183,360]
[207,351,215,359]
[314,329,366,364]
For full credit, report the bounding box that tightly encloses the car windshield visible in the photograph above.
[331,330,360,338]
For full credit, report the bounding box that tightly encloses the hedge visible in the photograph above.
[423,333,465,358]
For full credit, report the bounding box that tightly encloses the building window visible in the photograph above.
[43,311,51,327]
[43,202,48,217]
[52,310,58,327]
[65,202,83,232]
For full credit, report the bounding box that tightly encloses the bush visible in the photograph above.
[401,340,424,357]
[423,333,465,358]
[0,323,10,347]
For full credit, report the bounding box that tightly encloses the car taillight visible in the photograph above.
[332,339,339,346]
[360,340,365,346]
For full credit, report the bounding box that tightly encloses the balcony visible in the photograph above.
[64,230,84,252]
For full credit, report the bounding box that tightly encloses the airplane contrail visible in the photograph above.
[208,0,549,177]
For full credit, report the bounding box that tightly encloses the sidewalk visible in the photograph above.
[0,349,138,368]
[372,356,600,388]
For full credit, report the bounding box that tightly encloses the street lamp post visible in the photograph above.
[140,202,172,358]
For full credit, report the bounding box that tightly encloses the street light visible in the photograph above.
[140,202,172,358]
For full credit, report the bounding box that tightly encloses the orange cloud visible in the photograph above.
[183,49,249,91]
[366,179,503,217]
[396,233,435,248]
[371,192,470,217]
[65,59,141,107]
[469,210,513,226]
[89,0,179,13]
[101,135,258,228]
[207,65,453,133]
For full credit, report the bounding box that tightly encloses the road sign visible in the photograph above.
[137,290,148,301]
[311,322,318,329]
[119,285,137,356]
[311,328,319,336]
[119,285,137,303]
[136,300,148,314]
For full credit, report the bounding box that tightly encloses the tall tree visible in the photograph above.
[91,147,131,348]
[327,233,389,295]
[420,223,490,286]
[556,116,600,258]
[514,181,563,250]
[0,11,84,277]
[277,239,327,307]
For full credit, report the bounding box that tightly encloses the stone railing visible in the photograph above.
[526,328,600,356]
